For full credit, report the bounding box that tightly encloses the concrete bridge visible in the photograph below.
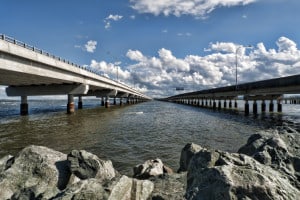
[0,34,151,115]
[164,74,300,115]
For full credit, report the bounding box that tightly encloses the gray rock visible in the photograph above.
[178,143,202,173]
[67,149,117,181]
[150,172,187,200]
[0,145,72,200]
[133,158,165,179]
[186,145,300,200]
[238,130,300,189]
[53,175,154,200]
[0,154,14,173]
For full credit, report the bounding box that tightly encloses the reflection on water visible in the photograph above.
[0,99,299,175]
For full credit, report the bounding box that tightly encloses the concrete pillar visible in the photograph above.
[245,100,249,115]
[114,97,117,105]
[209,99,212,107]
[269,100,274,112]
[105,96,110,108]
[197,99,200,107]
[20,96,29,115]
[67,94,75,114]
[223,100,227,108]
[218,100,221,110]
[277,99,282,112]
[101,97,105,106]
[253,100,258,115]
[213,100,216,110]
[229,100,232,108]
[234,100,238,109]
[201,99,204,107]
[261,100,266,112]
[78,96,83,109]
[205,99,208,107]
[127,98,130,104]
[120,97,123,106]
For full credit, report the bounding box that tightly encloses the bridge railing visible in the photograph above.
[0,34,140,93]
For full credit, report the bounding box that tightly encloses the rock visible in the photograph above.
[150,172,187,200]
[0,145,72,200]
[178,143,202,172]
[133,158,165,179]
[0,154,14,172]
[109,175,154,200]
[67,149,117,181]
[238,131,300,189]
[53,175,154,200]
[186,145,300,200]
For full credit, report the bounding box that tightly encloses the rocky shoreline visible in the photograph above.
[0,125,300,199]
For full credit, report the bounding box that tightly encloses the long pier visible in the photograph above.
[0,34,151,115]
[164,74,300,115]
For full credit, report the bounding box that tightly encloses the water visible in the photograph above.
[0,99,299,175]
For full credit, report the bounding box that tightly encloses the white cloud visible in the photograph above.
[81,36,300,98]
[104,14,123,29]
[130,0,257,18]
[122,36,300,98]
[84,40,97,53]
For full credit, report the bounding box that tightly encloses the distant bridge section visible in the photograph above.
[0,34,151,115]
[164,74,300,115]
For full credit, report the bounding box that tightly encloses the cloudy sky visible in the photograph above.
[1,0,300,98]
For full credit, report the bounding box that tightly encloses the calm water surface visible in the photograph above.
[0,99,299,175]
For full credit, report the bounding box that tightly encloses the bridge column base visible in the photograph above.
[261,100,266,112]
[67,94,75,114]
[114,98,117,105]
[120,98,123,106]
[105,97,110,108]
[229,100,232,108]
[101,97,105,107]
[20,96,28,115]
[277,100,282,112]
[253,100,258,115]
[269,100,274,112]
[78,96,83,109]
[245,100,249,115]
[234,100,238,109]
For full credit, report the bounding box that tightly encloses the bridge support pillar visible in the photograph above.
[205,99,208,107]
[224,100,227,108]
[213,100,216,110]
[20,96,29,116]
[229,100,232,108]
[253,100,258,115]
[101,97,105,107]
[78,96,83,109]
[127,98,130,104]
[114,97,117,105]
[209,99,212,107]
[218,100,221,110]
[67,94,75,114]
[277,100,282,112]
[245,100,249,115]
[105,97,110,108]
[234,100,238,109]
[120,98,123,106]
[269,100,274,112]
[261,100,266,112]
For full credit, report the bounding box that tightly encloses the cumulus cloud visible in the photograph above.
[104,14,123,29]
[130,0,257,18]
[84,40,97,53]
[84,36,300,98]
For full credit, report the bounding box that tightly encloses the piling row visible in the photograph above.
[170,96,283,115]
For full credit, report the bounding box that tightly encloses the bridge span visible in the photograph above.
[164,74,300,115]
[0,34,151,115]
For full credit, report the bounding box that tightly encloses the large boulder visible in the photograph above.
[67,149,117,181]
[133,158,173,179]
[238,129,300,189]
[186,145,300,200]
[178,143,202,172]
[53,175,154,200]
[0,145,72,199]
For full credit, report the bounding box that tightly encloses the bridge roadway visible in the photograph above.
[0,34,151,115]
[164,74,300,115]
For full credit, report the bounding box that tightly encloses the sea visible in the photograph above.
[0,98,299,175]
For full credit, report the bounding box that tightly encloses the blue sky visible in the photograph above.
[1,0,300,97]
